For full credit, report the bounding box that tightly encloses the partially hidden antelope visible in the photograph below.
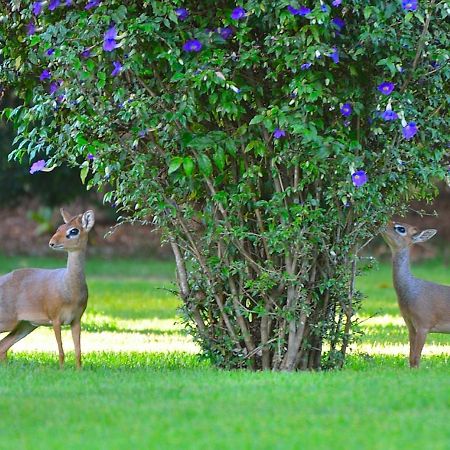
[382,221,450,368]
[0,209,95,368]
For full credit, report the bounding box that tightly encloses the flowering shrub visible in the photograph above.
[0,0,449,370]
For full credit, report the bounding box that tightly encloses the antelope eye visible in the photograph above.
[394,225,406,235]
[68,228,80,237]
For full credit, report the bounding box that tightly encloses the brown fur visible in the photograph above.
[382,221,450,368]
[0,209,94,368]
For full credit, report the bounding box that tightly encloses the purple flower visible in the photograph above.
[87,153,95,160]
[66,0,72,5]
[39,69,51,81]
[231,7,246,20]
[111,61,122,77]
[49,81,59,95]
[329,47,339,63]
[377,82,395,95]
[46,48,55,56]
[175,8,189,20]
[27,21,36,36]
[85,0,100,10]
[287,5,311,16]
[402,0,418,11]
[301,62,312,70]
[340,103,352,117]
[103,25,118,52]
[321,4,328,12]
[352,170,368,187]
[32,1,42,15]
[183,39,202,52]
[81,49,91,58]
[332,0,342,5]
[48,0,60,11]
[298,6,312,15]
[344,120,351,127]
[402,122,418,140]
[138,129,148,137]
[30,160,46,174]
[381,110,398,121]
[332,17,345,30]
[273,128,286,139]
[218,27,233,40]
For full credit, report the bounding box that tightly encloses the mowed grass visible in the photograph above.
[0,254,449,450]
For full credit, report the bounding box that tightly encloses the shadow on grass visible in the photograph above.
[345,352,450,370]
[359,323,450,346]
[4,351,208,371]
[81,322,184,336]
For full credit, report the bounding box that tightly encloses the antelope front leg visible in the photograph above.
[52,321,65,368]
[71,320,82,370]
[410,329,427,368]
[406,324,416,368]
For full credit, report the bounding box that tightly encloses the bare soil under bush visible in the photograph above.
[0,186,448,259]
[0,198,170,258]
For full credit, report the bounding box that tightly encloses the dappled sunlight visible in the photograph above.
[358,314,405,326]
[8,327,199,354]
[355,342,450,357]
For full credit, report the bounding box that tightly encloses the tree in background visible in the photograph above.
[0,0,448,370]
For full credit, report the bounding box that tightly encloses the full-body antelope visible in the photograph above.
[382,222,450,368]
[0,209,94,368]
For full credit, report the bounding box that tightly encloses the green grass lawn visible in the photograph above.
[0,254,449,450]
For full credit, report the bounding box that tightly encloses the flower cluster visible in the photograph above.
[26,1,426,188]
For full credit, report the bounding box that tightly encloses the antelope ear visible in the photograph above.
[412,229,437,243]
[60,208,72,223]
[81,210,95,231]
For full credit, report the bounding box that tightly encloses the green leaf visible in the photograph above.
[86,60,95,72]
[183,157,195,177]
[197,153,213,177]
[80,161,89,184]
[168,157,183,174]
[213,148,226,171]
[76,134,88,146]
[29,35,41,47]
[249,115,264,125]
[170,72,185,82]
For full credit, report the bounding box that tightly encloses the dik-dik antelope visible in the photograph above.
[0,209,94,368]
[383,222,450,367]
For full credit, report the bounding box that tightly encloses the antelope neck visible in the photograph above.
[392,247,414,291]
[65,249,86,286]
